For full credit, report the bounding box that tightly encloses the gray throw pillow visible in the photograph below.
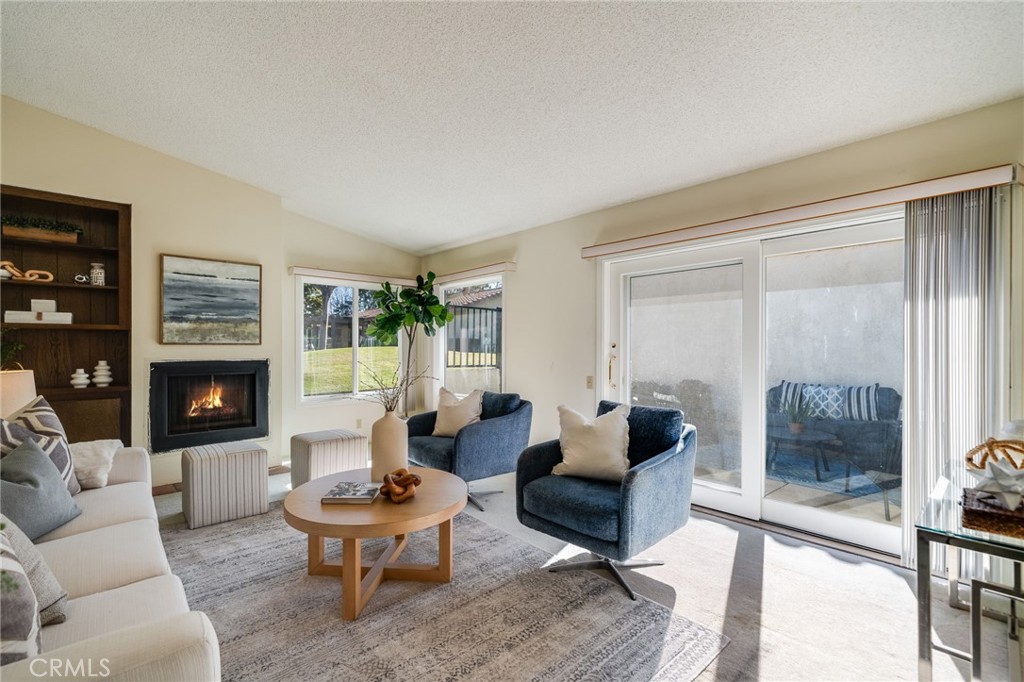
[0,514,67,625]
[0,439,82,541]
[0,522,41,665]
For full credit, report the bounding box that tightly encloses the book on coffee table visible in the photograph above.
[321,481,380,505]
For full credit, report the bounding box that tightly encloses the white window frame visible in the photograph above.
[431,273,505,404]
[295,273,405,405]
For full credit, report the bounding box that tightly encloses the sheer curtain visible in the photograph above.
[903,186,1008,571]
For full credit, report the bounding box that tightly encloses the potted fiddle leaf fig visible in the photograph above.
[364,272,453,480]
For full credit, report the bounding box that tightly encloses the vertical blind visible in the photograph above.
[903,187,1006,571]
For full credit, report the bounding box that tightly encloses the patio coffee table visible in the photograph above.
[283,467,467,620]
[766,427,841,482]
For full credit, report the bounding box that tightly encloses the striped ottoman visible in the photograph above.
[182,441,269,529]
[290,429,368,489]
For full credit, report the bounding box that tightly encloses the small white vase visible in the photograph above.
[371,410,409,482]
[70,369,90,389]
[92,360,112,387]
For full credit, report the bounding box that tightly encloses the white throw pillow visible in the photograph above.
[553,404,630,481]
[433,388,484,437]
[68,439,122,489]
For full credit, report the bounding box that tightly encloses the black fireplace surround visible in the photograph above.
[149,360,269,452]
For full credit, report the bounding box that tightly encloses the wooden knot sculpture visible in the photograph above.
[1,260,54,282]
[379,468,422,504]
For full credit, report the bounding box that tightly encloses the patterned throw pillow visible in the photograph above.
[843,384,880,421]
[8,397,68,440]
[801,384,845,420]
[1,397,80,496]
[0,522,41,665]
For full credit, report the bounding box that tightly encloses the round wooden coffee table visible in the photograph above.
[283,467,467,620]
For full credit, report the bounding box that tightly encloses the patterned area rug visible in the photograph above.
[162,504,728,682]
[767,450,903,508]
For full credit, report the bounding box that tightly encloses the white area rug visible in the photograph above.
[162,503,728,681]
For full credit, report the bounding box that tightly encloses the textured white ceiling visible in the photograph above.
[2,3,1022,255]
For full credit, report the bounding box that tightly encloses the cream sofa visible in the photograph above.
[1,447,220,681]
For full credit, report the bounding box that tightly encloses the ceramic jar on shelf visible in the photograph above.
[89,262,106,286]
[92,360,112,387]
[70,369,90,389]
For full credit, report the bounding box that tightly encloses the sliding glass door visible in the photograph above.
[607,242,762,519]
[761,228,904,552]
[604,210,904,552]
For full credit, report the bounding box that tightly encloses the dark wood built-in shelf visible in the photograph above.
[41,385,132,400]
[1,236,120,253]
[1,323,127,331]
[1,184,132,443]
[1,280,118,291]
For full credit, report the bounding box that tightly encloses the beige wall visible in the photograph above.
[0,97,419,485]
[423,97,1024,443]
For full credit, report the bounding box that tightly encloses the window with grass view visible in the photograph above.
[301,280,399,398]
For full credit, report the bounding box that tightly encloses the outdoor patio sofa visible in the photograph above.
[766,382,903,518]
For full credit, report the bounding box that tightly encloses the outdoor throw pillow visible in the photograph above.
[554,403,630,481]
[0,439,82,541]
[433,388,484,437]
[0,514,67,626]
[843,383,880,421]
[68,439,122,489]
[2,396,80,496]
[801,384,844,420]
[778,380,804,412]
[0,521,42,665]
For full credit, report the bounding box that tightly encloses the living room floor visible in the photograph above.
[155,469,1017,681]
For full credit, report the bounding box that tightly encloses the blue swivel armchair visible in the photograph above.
[516,400,696,599]
[407,391,533,511]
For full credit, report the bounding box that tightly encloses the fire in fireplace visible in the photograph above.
[188,383,229,418]
[150,360,269,452]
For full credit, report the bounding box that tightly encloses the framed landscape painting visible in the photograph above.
[160,254,262,344]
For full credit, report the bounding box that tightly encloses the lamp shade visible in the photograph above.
[0,369,37,418]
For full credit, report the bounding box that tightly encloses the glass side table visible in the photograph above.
[916,474,1024,681]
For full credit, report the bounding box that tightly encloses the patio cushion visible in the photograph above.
[802,384,845,419]
[843,384,880,421]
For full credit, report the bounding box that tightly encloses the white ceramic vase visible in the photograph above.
[92,360,112,387]
[371,410,408,482]
[70,368,90,389]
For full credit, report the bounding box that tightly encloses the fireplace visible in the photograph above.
[149,360,269,452]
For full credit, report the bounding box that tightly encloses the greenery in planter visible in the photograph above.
[781,398,814,424]
[0,329,24,370]
[1,215,83,236]
[366,272,453,413]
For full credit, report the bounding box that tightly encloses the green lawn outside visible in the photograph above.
[303,345,399,396]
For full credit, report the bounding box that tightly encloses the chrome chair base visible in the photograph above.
[467,489,502,512]
[549,557,664,600]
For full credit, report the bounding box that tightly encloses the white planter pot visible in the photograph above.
[371,410,408,482]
